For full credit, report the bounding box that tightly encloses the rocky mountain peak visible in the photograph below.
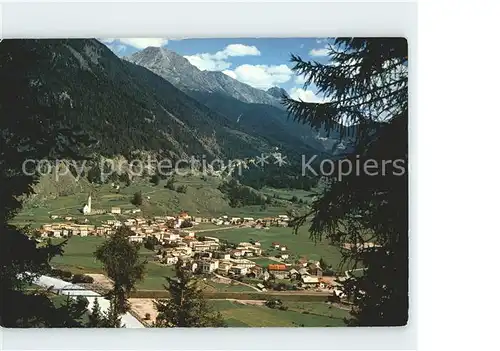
[266,86,289,99]
[125,48,282,107]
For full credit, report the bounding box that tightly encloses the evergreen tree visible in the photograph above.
[150,174,160,186]
[55,295,89,327]
[94,227,147,314]
[176,185,187,194]
[144,236,158,251]
[102,299,123,328]
[284,38,408,326]
[118,172,129,185]
[0,40,93,327]
[164,177,175,190]
[87,165,103,184]
[87,298,104,327]
[131,191,143,206]
[154,260,226,327]
[179,220,193,229]
[319,257,328,271]
[218,179,267,207]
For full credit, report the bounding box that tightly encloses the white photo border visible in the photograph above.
[0,1,417,350]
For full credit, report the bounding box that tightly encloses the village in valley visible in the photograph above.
[1,35,407,330]
[37,193,348,297]
[12,168,378,327]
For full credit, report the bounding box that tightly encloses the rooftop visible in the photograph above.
[268,264,287,271]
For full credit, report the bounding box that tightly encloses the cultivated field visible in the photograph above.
[211,300,349,327]
[128,298,349,327]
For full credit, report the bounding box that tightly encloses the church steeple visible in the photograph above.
[87,193,92,212]
[83,193,92,215]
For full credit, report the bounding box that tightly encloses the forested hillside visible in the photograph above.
[0,39,269,161]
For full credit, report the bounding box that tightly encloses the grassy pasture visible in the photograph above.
[211,300,349,327]
[49,237,174,289]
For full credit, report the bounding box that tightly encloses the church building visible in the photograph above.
[82,194,92,215]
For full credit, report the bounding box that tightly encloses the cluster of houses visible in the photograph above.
[40,211,191,238]
[210,214,291,228]
[37,208,340,292]
[39,221,96,238]
[148,232,335,291]
[40,209,294,239]
[265,261,326,286]
[76,193,290,229]
[151,234,265,277]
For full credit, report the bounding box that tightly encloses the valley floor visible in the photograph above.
[128,298,349,327]
[14,176,351,327]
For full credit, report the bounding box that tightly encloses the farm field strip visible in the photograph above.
[211,300,348,327]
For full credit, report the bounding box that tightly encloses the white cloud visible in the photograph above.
[309,47,330,57]
[106,43,127,55]
[294,74,307,85]
[185,54,232,71]
[223,64,293,89]
[289,87,328,104]
[222,70,237,79]
[184,44,261,72]
[223,44,260,57]
[100,38,168,49]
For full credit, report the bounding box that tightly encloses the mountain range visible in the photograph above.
[125,46,333,153]
[1,39,282,160]
[1,39,335,191]
[124,47,283,107]
[2,39,335,157]
[1,38,372,195]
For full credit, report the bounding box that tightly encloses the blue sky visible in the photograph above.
[100,38,333,102]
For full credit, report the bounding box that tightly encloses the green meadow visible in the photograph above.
[211,300,349,327]
[50,236,174,290]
